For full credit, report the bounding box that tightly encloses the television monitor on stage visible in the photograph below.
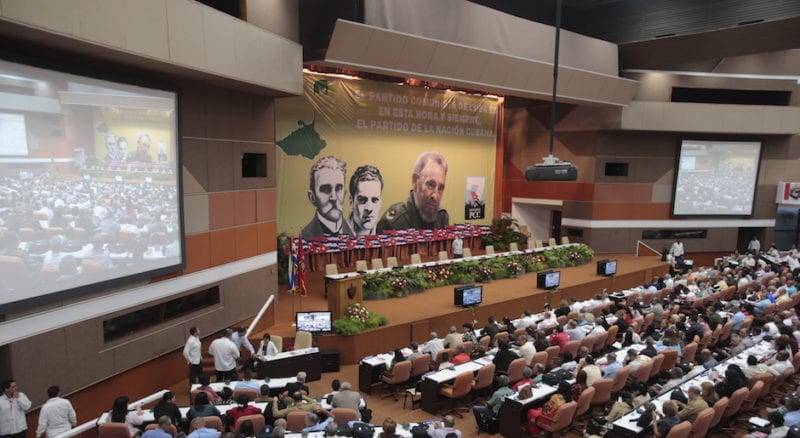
[537,270,560,290]
[295,311,333,334]
[454,285,483,307]
[597,259,617,277]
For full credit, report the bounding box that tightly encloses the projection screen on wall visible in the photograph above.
[672,139,762,216]
[0,57,183,311]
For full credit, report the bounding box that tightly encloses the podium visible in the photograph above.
[326,275,363,319]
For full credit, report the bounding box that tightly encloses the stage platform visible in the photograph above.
[265,253,668,364]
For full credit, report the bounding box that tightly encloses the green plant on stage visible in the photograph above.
[362,243,594,299]
[332,303,388,335]
[481,217,528,251]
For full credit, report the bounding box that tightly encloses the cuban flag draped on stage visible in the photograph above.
[287,237,307,297]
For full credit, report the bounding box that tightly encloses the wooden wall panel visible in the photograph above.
[209,228,237,266]
[256,189,277,222]
[235,224,260,260]
[257,222,278,253]
[234,190,257,226]
[208,192,236,229]
[184,232,211,274]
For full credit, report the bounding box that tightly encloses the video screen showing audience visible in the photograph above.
[0,57,182,310]
[673,140,761,216]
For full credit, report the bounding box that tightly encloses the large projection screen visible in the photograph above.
[0,57,183,311]
[672,139,762,216]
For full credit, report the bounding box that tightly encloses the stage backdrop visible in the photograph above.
[276,72,499,239]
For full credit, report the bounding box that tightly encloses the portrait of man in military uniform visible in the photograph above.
[346,165,383,236]
[377,151,449,232]
[301,156,353,238]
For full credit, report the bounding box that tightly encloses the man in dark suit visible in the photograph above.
[302,156,353,238]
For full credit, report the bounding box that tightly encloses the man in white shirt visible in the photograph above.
[183,326,202,384]
[0,379,32,438]
[747,235,761,254]
[517,335,536,365]
[451,234,463,259]
[421,332,444,358]
[518,310,538,329]
[36,386,76,438]
[209,329,240,382]
[670,239,684,262]
[564,320,585,341]
[769,351,794,377]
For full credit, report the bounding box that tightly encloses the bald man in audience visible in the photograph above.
[677,386,708,423]
[187,417,220,438]
[422,332,445,358]
[444,326,462,348]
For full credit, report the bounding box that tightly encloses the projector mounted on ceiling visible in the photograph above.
[523,0,579,182]
[525,154,578,181]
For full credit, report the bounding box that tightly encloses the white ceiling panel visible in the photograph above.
[364,28,406,69]
[394,37,438,73]
[324,20,638,107]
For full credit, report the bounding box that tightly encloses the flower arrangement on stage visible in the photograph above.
[346,302,369,323]
[361,243,595,299]
[333,302,388,335]
[390,277,410,292]
[427,266,451,284]
[475,264,493,282]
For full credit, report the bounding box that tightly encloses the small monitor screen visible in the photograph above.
[604,260,617,276]
[454,285,483,307]
[295,311,332,333]
[538,270,560,290]
[597,259,618,276]
[545,271,560,289]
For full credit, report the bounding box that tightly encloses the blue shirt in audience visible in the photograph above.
[603,361,622,379]
[785,409,800,427]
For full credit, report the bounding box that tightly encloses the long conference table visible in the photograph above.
[255,347,322,381]
[327,242,581,282]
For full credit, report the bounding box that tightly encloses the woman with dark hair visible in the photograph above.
[152,391,181,426]
[226,394,263,424]
[570,370,587,402]
[236,419,255,438]
[533,330,550,352]
[197,374,221,402]
[388,349,405,371]
[715,364,748,398]
[187,391,221,421]
[110,396,144,437]
[652,400,680,437]
[622,327,639,347]
[524,381,570,434]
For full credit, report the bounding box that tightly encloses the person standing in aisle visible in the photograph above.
[0,379,32,438]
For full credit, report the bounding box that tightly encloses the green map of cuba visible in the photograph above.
[276,119,326,159]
